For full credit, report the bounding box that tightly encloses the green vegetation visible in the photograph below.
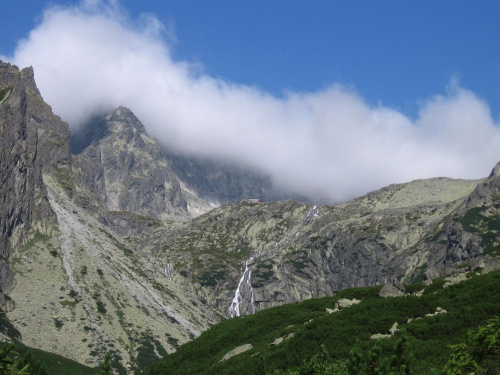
[273,345,349,375]
[96,301,107,314]
[346,334,414,375]
[443,315,500,375]
[252,262,275,288]
[60,300,78,308]
[0,86,13,105]
[135,333,168,373]
[16,349,48,375]
[0,345,29,374]
[198,269,228,287]
[0,342,96,375]
[95,353,112,375]
[53,318,63,329]
[142,270,500,374]
[458,207,487,232]
[22,232,49,252]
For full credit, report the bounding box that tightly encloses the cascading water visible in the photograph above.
[305,205,321,222]
[227,256,256,318]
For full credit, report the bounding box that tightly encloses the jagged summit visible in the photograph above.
[71,106,147,155]
[71,105,311,218]
[72,106,192,221]
[490,161,500,178]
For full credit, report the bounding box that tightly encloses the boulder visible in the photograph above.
[379,278,406,298]
[219,344,253,362]
[335,298,361,309]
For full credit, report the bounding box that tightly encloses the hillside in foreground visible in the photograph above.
[143,269,500,375]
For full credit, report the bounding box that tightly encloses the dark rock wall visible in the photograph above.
[0,62,72,303]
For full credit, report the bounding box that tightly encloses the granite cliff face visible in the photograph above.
[72,107,191,221]
[0,61,72,304]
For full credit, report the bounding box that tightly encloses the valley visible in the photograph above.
[0,61,499,373]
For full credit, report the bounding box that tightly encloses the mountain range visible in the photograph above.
[0,61,499,373]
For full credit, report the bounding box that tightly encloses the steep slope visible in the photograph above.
[156,175,500,317]
[0,61,72,305]
[142,269,500,375]
[72,107,192,221]
[442,162,500,264]
[8,178,220,371]
[1,66,221,373]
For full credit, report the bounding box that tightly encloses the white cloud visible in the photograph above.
[3,0,500,202]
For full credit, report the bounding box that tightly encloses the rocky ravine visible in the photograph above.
[9,176,220,371]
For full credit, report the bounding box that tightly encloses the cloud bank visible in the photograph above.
[3,0,500,202]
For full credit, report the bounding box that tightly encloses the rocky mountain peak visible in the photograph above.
[18,66,41,97]
[71,106,146,154]
[72,107,190,221]
[103,106,147,139]
[489,161,500,178]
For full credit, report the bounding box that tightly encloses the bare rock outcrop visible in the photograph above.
[72,107,190,221]
[379,278,406,298]
[218,344,253,362]
[0,61,72,303]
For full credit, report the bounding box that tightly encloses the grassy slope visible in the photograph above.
[0,341,97,375]
[143,269,500,374]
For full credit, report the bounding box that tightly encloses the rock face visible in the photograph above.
[0,61,72,304]
[72,107,190,221]
[156,176,500,317]
[1,66,219,372]
[164,150,311,206]
[379,280,406,298]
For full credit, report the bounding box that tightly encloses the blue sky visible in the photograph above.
[3,1,500,118]
[2,0,500,202]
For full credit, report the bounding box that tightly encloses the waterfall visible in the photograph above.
[306,205,321,221]
[227,256,256,318]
